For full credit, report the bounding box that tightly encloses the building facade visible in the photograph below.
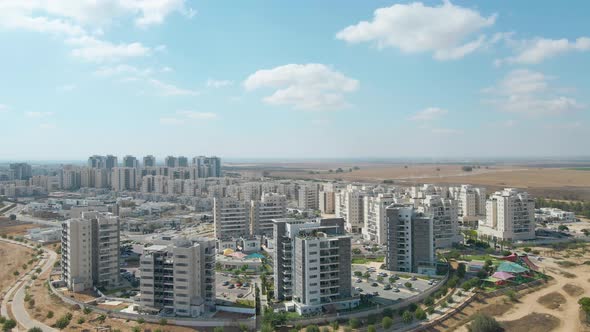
[478,188,536,241]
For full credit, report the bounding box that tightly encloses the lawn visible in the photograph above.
[352,256,384,264]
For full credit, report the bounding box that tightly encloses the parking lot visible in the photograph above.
[351,265,439,305]
[215,272,256,304]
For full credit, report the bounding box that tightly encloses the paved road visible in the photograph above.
[0,238,58,332]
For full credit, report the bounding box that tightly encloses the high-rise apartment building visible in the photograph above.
[165,156,177,168]
[250,193,287,236]
[177,156,189,168]
[61,212,120,291]
[213,197,251,239]
[111,167,137,192]
[318,190,335,214]
[449,185,486,227]
[139,238,216,317]
[88,155,106,169]
[61,166,81,190]
[477,188,535,241]
[385,205,435,273]
[123,155,139,168]
[273,218,356,315]
[9,163,32,180]
[363,193,395,245]
[419,195,460,249]
[298,183,319,210]
[105,155,118,170]
[193,156,221,177]
[335,185,366,233]
[143,155,156,167]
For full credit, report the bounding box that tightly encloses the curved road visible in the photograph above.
[0,238,58,332]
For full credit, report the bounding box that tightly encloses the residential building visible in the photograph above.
[335,185,366,233]
[9,163,32,180]
[318,190,335,214]
[61,212,120,291]
[250,193,287,236]
[177,156,189,168]
[105,155,118,170]
[165,156,177,168]
[139,238,216,317]
[273,218,357,315]
[385,205,435,274]
[111,167,137,191]
[478,188,536,241]
[123,155,139,168]
[88,155,106,169]
[363,193,395,245]
[143,155,156,167]
[419,195,460,248]
[298,183,319,210]
[193,156,221,177]
[450,185,486,227]
[213,197,251,239]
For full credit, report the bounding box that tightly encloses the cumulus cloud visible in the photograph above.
[149,79,199,96]
[25,111,54,118]
[67,36,151,62]
[160,110,217,125]
[336,1,496,60]
[410,107,448,121]
[206,79,234,88]
[483,69,583,115]
[244,64,359,110]
[497,37,590,65]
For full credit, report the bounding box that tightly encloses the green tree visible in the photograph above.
[402,311,413,324]
[457,263,466,278]
[382,316,393,329]
[415,308,427,320]
[354,271,362,277]
[2,320,16,332]
[159,318,168,325]
[330,320,339,331]
[349,318,361,329]
[467,313,503,332]
[305,325,319,332]
[363,272,371,280]
[367,325,376,332]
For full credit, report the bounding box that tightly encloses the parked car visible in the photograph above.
[392,288,400,293]
[237,293,245,298]
[355,287,363,292]
[356,278,363,283]
[228,284,235,289]
[396,283,403,288]
[372,291,379,296]
[371,282,378,287]
[410,276,417,281]
[222,281,230,286]
[383,284,392,290]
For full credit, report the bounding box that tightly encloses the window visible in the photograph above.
[176,255,188,259]
[176,263,188,267]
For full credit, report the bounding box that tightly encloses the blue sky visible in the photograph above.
[0,1,588,161]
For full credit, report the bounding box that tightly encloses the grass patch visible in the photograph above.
[556,260,577,268]
[563,284,584,297]
[235,299,255,308]
[537,292,567,310]
[352,256,384,264]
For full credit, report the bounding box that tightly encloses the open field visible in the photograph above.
[0,217,42,237]
[235,162,590,200]
[0,242,33,292]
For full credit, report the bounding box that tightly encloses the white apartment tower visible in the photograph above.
[478,188,536,241]
[61,212,120,292]
[319,190,335,214]
[111,167,137,192]
[139,238,216,317]
[419,195,460,248]
[298,183,319,210]
[363,193,395,245]
[335,185,366,233]
[213,197,251,239]
[449,185,486,227]
[250,193,287,236]
[273,218,357,315]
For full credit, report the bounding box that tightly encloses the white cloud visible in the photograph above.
[207,79,234,88]
[149,79,199,96]
[410,107,448,121]
[56,84,76,92]
[0,14,85,36]
[244,63,359,111]
[177,110,217,120]
[336,1,496,60]
[160,66,173,73]
[498,37,590,65]
[0,0,194,28]
[484,69,583,115]
[67,36,151,62]
[160,110,217,125]
[0,104,9,113]
[25,111,54,118]
[94,64,153,77]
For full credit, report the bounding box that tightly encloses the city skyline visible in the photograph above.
[1,1,589,160]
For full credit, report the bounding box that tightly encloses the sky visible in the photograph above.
[0,0,589,161]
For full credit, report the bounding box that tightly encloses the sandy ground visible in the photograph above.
[0,241,34,291]
[0,217,43,237]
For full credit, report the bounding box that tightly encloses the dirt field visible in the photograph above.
[0,241,34,292]
[252,162,590,200]
[537,292,567,310]
[501,313,561,332]
[0,217,42,237]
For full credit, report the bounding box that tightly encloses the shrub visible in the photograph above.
[97,314,106,323]
[382,307,394,317]
[54,316,70,329]
[404,282,413,289]
[158,318,167,326]
[415,308,427,320]
[448,275,460,288]
[427,306,435,314]
[349,318,361,329]
[402,311,413,324]
[28,328,43,332]
[367,325,376,332]
[47,311,54,318]
[137,318,145,324]
[467,313,503,332]
[3,320,17,331]
[132,327,141,332]
[330,320,339,331]
[0,317,5,324]
[408,303,418,312]
[457,263,466,278]
[379,315,393,329]
[367,314,378,324]
[83,307,92,315]
[305,325,319,332]
[77,317,85,324]
[64,313,73,321]
[506,290,518,302]
[448,297,455,304]
[532,250,540,255]
[523,247,531,253]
